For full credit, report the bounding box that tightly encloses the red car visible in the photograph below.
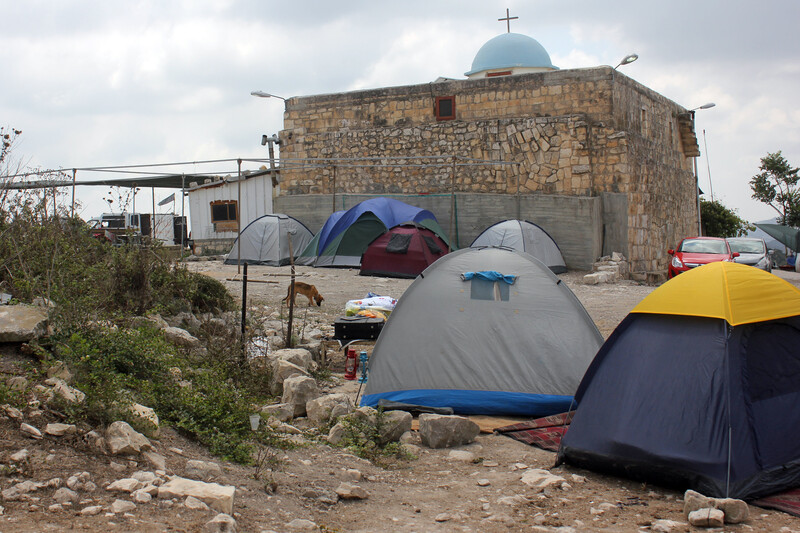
[668,237,739,278]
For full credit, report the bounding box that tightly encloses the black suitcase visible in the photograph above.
[334,316,385,340]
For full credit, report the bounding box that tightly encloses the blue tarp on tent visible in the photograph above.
[316,198,438,254]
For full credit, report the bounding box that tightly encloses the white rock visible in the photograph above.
[185,460,224,482]
[53,488,79,504]
[335,482,368,500]
[497,495,529,507]
[688,508,725,527]
[286,518,318,531]
[45,423,77,436]
[477,479,491,487]
[344,469,362,482]
[142,450,167,470]
[131,471,159,485]
[80,505,103,516]
[129,403,160,436]
[107,478,142,493]
[7,376,28,391]
[520,469,566,491]
[447,450,476,463]
[158,476,235,515]
[652,519,687,533]
[204,513,237,532]
[105,421,152,455]
[20,423,43,439]
[163,326,202,349]
[185,495,210,510]
[46,378,85,404]
[132,490,152,503]
[10,449,30,462]
[111,499,136,513]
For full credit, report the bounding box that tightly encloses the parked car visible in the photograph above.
[668,237,739,278]
[726,237,772,273]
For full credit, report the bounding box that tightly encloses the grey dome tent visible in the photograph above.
[361,247,603,417]
[471,219,566,274]
[224,214,313,266]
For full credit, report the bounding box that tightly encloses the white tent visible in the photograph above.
[471,219,567,273]
[225,214,312,266]
[361,247,602,417]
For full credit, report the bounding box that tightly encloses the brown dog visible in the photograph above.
[283,281,324,307]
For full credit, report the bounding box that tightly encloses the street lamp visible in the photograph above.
[614,53,638,69]
[688,103,716,235]
[250,90,286,101]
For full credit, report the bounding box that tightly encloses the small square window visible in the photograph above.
[210,200,238,232]
[435,96,456,121]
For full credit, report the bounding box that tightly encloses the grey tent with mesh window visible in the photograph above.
[361,247,602,417]
[224,214,313,266]
[471,219,567,273]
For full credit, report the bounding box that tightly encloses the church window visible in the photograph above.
[210,200,238,232]
[435,96,456,121]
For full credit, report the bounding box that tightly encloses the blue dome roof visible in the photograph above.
[465,33,557,76]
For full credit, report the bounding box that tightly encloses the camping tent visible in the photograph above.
[297,197,449,267]
[361,247,603,416]
[360,224,449,278]
[224,214,312,266]
[471,219,567,274]
[558,261,800,500]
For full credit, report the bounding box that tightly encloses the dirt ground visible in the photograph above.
[1,261,799,532]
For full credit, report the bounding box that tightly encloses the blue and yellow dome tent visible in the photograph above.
[558,262,800,500]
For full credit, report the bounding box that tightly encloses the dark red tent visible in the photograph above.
[360,224,449,278]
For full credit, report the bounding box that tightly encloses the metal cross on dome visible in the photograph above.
[498,8,518,33]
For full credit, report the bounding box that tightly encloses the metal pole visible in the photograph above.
[332,165,337,214]
[181,174,186,252]
[692,112,702,235]
[286,233,295,349]
[151,187,156,241]
[694,156,702,235]
[237,159,242,273]
[71,169,76,218]
[449,155,456,252]
[241,263,248,362]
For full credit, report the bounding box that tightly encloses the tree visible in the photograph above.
[750,151,800,226]
[700,198,753,238]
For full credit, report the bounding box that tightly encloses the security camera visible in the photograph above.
[260,134,268,146]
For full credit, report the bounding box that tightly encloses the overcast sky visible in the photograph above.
[2,0,799,224]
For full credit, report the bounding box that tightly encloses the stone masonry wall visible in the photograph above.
[277,67,697,272]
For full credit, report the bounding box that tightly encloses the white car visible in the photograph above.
[726,237,772,272]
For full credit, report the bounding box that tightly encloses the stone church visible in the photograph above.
[272,25,699,274]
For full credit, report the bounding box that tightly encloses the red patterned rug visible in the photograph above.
[753,489,800,517]
[495,411,574,452]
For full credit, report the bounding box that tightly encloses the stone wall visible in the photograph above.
[276,67,697,272]
[274,193,602,270]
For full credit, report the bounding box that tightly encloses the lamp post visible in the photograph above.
[689,103,715,235]
[614,53,638,69]
[250,91,286,101]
